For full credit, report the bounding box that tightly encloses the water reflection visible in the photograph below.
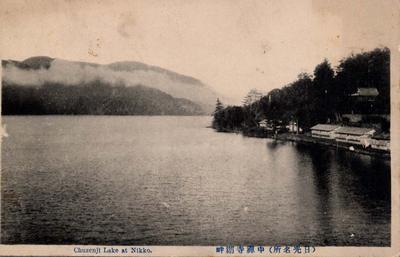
[293,144,390,245]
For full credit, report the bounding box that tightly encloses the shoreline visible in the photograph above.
[215,127,391,160]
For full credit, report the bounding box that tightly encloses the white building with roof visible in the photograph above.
[333,126,375,145]
[310,124,340,139]
[311,123,387,150]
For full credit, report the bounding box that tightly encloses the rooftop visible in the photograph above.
[335,126,375,135]
[310,124,340,131]
[351,87,379,97]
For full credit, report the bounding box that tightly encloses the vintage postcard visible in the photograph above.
[0,0,399,256]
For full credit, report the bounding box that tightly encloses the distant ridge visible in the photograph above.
[3,56,55,70]
[4,56,205,86]
[22,56,54,69]
[2,56,223,114]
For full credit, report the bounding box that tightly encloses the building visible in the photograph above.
[350,87,379,98]
[342,114,389,123]
[287,120,303,133]
[310,124,385,149]
[258,119,273,131]
[349,87,379,114]
[310,124,340,139]
[369,133,390,151]
[258,119,268,128]
[333,126,375,145]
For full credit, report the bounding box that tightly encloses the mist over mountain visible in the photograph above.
[2,57,222,115]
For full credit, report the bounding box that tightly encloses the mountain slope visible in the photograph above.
[2,80,204,115]
[2,57,220,113]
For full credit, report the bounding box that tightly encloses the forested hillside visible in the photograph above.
[1,56,220,115]
[213,47,390,131]
[2,81,204,115]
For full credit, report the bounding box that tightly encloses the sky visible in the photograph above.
[0,0,398,103]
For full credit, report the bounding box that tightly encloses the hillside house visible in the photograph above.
[350,87,379,98]
[349,87,379,114]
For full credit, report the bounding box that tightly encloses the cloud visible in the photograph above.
[2,59,219,105]
[4,59,119,86]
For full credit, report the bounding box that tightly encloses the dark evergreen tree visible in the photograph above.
[214,98,224,114]
[312,59,335,122]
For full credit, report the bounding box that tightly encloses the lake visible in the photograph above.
[1,116,390,246]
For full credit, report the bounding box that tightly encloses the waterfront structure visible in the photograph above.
[310,124,389,151]
[310,124,340,139]
[333,126,375,145]
[369,133,390,151]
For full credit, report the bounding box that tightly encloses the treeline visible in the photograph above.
[213,47,390,132]
[2,80,205,115]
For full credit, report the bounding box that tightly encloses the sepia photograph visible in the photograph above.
[0,0,399,256]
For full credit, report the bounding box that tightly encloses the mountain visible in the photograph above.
[2,81,204,115]
[4,56,55,70]
[1,57,221,115]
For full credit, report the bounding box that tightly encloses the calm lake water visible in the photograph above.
[1,116,390,246]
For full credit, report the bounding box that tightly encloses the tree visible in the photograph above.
[214,98,224,114]
[312,59,335,122]
[335,47,390,115]
[212,98,224,130]
[242,89,263,106]
[212,105,245,131]
[210,47,390,132]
